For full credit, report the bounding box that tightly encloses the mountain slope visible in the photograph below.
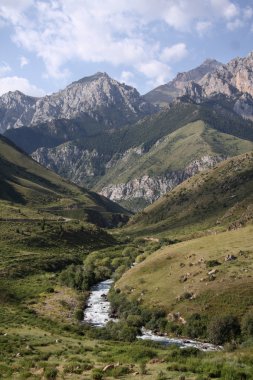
[117,224,253,325]
[126,152,253,237]
[30,102,253,210]
[0,135,130,227]
[0,72,156,133]
[144,59,222,106]
[0,91,37,133]
[96,121,253,208]
[116,152,253,329]
[3,52,253,212]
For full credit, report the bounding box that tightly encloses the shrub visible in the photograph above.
[156,370,167,380]
[92,368,104,380]
[241,312,253,338]
[75,309,84,321]
[186,313,207,339]
[44,367,58,380]
[139,361,147,375]
[208,315,241,345]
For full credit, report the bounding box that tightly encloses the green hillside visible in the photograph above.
[5,100,253,212]
[125,152,253,239]
[0,135,130,227]
[116,224,253,326]
[115,152,253,349]
[95,120,253,187]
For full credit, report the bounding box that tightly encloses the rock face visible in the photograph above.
[199,52,253,98]
[32,134,227,210]
[182,52,253,120]
[145,52,253,121]
[0,91,37,133]
[32,143,108,187]
[0,72,156,133]
[99,155,224,206]
[144,59,222,106]
[3,52,253,212]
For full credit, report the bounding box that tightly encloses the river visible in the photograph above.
[83,279,221,351]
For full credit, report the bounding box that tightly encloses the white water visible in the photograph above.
[83,279,221,351]
[83,279,117,327]
[138,328,221,351]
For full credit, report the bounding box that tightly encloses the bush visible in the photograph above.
[186,313,207,339]
[241,312,253,338]
[75,308,84,321]
[208,315,241,345]
[221,365,250,379]
[139,361,147,375]
[44,367,58,380]
[92,368,104,380]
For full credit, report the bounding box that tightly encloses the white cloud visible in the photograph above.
[160,43,188,63]
[196,21,213,35]
[227,18,243,31]
[0,76,45,96]
[0,62,11,76]
[0,0,251,85]
[20,56,29,68]
[210,0,238,20]
[244,6,253,20]
[119,71,137,87]
[138,60,172,87]
[0,0,33,25]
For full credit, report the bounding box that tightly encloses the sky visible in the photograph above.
[0,0,253,97]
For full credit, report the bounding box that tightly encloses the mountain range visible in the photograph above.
[2,51,253,211]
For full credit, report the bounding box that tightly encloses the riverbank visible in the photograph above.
[83,278,221,351]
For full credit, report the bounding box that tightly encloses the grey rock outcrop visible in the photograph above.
[198,52,253,98]
[182,52,253,119]
[32,142,109,187]
[0,72,156,133]
[0,91,37,133]
[99,155,224,206]
[144,59,222,106]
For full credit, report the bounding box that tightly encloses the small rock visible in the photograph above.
[225,254,237,261]
[103,364,115,372]
[208,269,218,275]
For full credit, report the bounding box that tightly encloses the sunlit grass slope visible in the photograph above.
[117,224,253,322]
[125,151,253,239]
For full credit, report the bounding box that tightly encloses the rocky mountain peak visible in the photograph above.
[0,72,156,133]
[68,71,110,87]
[143,58,222,106]
[197,51,253,99]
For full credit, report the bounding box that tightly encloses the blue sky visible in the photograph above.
[0,0,253,96]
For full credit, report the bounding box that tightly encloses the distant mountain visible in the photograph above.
[182,52,253,121]
[30,102,253,211]
[0,91,37,133]
[0,135,130,227]
[0,72,156,134]
[3,52,253,212]
[144,59,222,106]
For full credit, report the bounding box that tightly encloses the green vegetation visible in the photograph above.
[0,135,130,227]
[95,121,253,191]
[1,132,253,378]
[117,225,253,340]
[125,152,253,238]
